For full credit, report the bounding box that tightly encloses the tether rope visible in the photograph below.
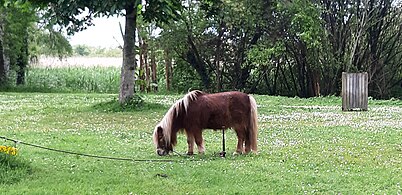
[0,135,182,162]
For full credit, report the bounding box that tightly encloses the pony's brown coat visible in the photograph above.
[153,90,258,155]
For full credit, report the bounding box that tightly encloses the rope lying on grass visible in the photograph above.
[0,135,181,163]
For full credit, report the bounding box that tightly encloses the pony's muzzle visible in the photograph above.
[157,148,168,156]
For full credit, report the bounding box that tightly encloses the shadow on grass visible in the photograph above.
[0,153,32,185]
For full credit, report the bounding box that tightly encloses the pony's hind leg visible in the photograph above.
[194,130,205,155]
[234,128,246,155]
[244,132,251,154]
[186,132,195,155]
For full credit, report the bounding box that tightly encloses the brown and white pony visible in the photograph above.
[152,90,258,156]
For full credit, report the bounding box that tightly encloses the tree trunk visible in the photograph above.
[214,43,222,92]
[16,28,28,85]
[0,36,5,85]
[215,20,225,92]
[139,41,145,92]
[119,4,137,104]
[232,35,246,90]
[164,48,172,91]
[151,47,157,92]
[216,60,222,92]
[272,59,280,94]
[0,12,8,86]
[144,42,150,92]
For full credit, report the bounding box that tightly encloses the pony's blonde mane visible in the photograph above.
[155,90,204,146]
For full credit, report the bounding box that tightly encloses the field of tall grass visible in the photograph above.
[25,66,121,93]
[10,57,122,93]
[35,56,121,68]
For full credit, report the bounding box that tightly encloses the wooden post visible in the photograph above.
[342,72,368,111]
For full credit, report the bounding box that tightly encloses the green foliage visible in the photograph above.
[28,0,183,35]
[174,64,203,93]
[0,92,401,193]
[141,0,182,26]
[247,41,285,68]
[0,153,32,185]
[158,0,285,91]
[278,0,323,48]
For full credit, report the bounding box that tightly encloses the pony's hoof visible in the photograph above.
[186,152,194,155]
[232,151,242,155]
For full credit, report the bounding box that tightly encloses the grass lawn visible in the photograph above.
[0,92,401,194]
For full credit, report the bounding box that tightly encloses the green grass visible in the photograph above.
[0,92,401,194]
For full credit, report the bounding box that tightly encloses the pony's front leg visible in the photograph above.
[186,133,195,155]
[194,130,205,155]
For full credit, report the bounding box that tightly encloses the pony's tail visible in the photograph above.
[248,95,258,153]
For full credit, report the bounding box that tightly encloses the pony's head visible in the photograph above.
[153,125,173,156]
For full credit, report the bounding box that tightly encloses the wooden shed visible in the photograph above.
[342,72,368,111]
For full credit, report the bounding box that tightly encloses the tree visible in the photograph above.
[158,0,400,98]
[0,1,36,86]
[359,0,402,98]
[28,0,181,103]
[246,0,402,98]
[158,0,273,92]
[137,17,159,93]
[321,0,402,98]
[0,1,71,87]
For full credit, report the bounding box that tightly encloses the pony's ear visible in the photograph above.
[157,126,163,138]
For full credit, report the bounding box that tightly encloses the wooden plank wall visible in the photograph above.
[342,72,368,111]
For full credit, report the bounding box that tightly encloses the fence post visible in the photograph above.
[342,72,368,111]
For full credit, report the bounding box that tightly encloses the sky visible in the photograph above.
[68,16,125,48]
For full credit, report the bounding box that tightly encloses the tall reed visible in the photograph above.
[25,67,120,93]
